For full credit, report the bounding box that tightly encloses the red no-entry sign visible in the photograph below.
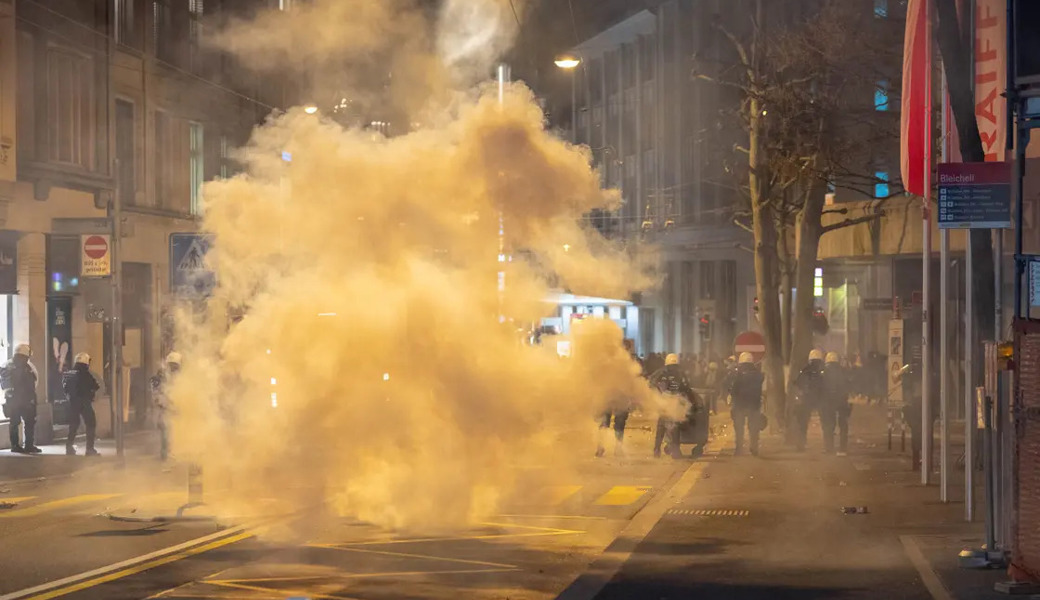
[734,331,766,361]
[81,234,111,277]
[83,235,108,259]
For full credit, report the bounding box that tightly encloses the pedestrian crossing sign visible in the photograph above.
[170,233,215,297]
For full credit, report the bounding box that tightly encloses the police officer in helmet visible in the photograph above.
[649,353,693,459]
[2,344,41,453]
[728,352,764,456]
[793,349,827,452]
[64,353,101,456]
[821,352,852,456]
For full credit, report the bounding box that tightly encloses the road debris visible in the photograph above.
[841,506,869,515]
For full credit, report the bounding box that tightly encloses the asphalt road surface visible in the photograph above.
[1,407,994,600]
[0,417,697,600]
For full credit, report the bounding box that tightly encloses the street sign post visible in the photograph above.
[170,233,215,298]
[861,298,895,311]
[937,162,1012,229]
[734,331,766,362]
[80,234,111,277]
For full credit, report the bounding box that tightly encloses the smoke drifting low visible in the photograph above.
[168,0,662,533]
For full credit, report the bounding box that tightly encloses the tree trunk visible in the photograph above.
[780,267,793,364]
[749,97,786,427]
[935,0,995,342]
[788,183,827,425]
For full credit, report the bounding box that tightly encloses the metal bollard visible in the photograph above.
[983,393,996,555]
[188,464,203,505]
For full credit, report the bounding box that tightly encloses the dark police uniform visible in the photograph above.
[63,362,100,455]
[728,362,765,455]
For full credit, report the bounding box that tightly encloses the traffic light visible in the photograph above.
[699,314,712,340]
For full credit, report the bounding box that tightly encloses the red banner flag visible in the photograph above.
[901,0,930,196]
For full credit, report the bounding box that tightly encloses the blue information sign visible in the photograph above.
[937,162,1012,229]
[170,233,215,297]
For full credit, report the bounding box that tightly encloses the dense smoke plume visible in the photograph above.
[169,0,663,533]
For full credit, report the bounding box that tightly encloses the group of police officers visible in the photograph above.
[598,344,859,458]
[1,342,180,460]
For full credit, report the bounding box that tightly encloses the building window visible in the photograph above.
[153,0,172,62]
[155,111,171,208]
[814,267,824,297]
[115,99,135,206]
[874,0,888,18]
[190,122,204,215]
[874,80,889,111]
[700,261,715,300]
[875,170,889,198]
[46,47,95,170]
[115,0,136,47]
[189,0,204,59]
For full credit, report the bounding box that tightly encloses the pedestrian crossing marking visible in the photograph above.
[593,486,652,506]
[666,509,750,517]
[0,494,121,518]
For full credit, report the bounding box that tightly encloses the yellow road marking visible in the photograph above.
[496,513,607,520]
[0,494,121,519]
[18,531,253,600]
[0,497,37,506]
[326,522,585,546]
[313,545,517,568]
[202,580,357,600]
[593,486,652,506]
[209,568,519,585]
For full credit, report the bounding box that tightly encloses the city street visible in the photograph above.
[0,407,1009,600]
[0,415,701,600]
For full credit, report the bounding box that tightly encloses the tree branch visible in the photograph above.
[821,213,883,234]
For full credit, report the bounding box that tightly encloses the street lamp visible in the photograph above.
[303,105,318,114]
[554,55,581,69]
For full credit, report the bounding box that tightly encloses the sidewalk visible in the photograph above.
[0,428,163,486]
[592,402,1012,600]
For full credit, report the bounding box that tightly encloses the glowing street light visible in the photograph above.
[554,55,581,69]
[303,105,318,114]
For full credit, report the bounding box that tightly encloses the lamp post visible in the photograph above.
[555,54,582,143]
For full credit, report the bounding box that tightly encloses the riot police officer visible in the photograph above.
[793,349,826,451]
[2,344,40,453]
[821,352,852,455]
[728,352,764,456]
[63,353,101,456]
[649,353,693,459]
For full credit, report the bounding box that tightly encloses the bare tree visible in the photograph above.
[699,0,903,428]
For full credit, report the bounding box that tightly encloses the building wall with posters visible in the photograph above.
[0,0,287,447]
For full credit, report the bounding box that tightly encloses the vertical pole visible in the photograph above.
[983,391,996,552]
[570,70,577,144]
[111,160,124,458]
[940,61,951,501]
[941,230,950,500]
[966,230,975,521]
[497,63,510,323]
[921,0,934,486]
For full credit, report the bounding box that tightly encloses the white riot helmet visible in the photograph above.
[73,352,91,365]
[13,343,30,357]
[166,352,183,367]
[738,352,754,364]
[809,349,825,362]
